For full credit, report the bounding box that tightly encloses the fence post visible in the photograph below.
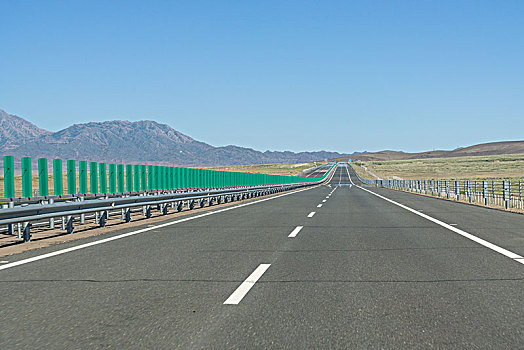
[503,180,510,209]
[483,181,489,206]
[21,157,32,198]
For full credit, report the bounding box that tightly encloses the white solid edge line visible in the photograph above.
[288,226,304,238]
[0,186,319,272]
[344,166,524,263]
[224,263,271,304]
[317,204,322,208]
[307,212,316,218]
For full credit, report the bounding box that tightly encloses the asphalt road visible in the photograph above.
[0,164,523,349]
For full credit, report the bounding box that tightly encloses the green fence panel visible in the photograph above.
[109,164,116,193]
[126,164,133,193]
[117,164,125,193]
[133,165,140,192]
[67,160,76,195]
[53,159,63,196]
[21,157,32,198]
[38,158,49,197]
[154,166,160,190]
[90,162,98,194]
[79,161,88,195]
[160,166,165,190]
[99,163,107,194]
[147,165,153,190]
[3,156,15,199]
[140,165,146,191]
[180,168,186,189]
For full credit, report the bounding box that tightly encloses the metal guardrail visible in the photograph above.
[350,164,523,212]
[1,163,338,243]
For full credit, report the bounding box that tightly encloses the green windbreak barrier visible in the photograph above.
[127,164,133,193]
[21,157,32,198]
[53,159,63,196]
[0,156,335,199]
[38,158,49,197]
[99,163,107,194]
[90,162,98,194]
[109,164,116,193]
[67,160,76,195]
[79,161,88,195]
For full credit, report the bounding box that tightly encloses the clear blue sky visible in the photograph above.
[1,1,523,153]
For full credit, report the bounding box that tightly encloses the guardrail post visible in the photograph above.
[99,211,107,227]
[467,180,472,203]
[21,157,32,198]
[454,180,460,200]
[38,158,49,197]
[66,215,74,234]
[79,161,87,195]
[23,222,31,242]
[67,160,76,195]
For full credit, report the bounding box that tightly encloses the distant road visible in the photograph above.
[0,164,523,348]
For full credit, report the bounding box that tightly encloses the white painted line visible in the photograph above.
[0,186,319,272]
[288,226,304,238]
[317,204,322,208]
[353,184,524,263]
[0,261,9,264]
[307,212,316,218]
[322,200,326,203]
[224,264,271,305]
[345,165,524,265]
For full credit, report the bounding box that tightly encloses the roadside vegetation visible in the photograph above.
[354,153,524,181]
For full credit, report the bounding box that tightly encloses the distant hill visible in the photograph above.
[332,141,524,162]
[0,110,51,151]
[0,109,347,166]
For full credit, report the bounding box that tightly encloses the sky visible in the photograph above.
[1,0,523,154]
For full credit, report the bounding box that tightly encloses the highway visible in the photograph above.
[0,164,523,348]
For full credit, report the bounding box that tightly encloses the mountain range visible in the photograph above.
[0,109,348,166]
[332,141,524,162]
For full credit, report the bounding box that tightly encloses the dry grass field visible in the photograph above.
[354,153,524,181]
